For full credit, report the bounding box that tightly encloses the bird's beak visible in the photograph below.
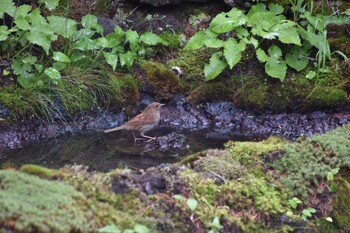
[160,104,165,106]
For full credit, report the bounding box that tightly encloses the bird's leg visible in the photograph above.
[140,132,156,141]
[132,133,143,142]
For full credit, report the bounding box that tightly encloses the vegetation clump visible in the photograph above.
[0,170,91,232]
[142,61,188,100]
[271,124,350,200]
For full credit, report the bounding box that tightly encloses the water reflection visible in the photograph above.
[0,129,263,171]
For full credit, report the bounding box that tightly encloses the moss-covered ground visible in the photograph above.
[1,124,350,232]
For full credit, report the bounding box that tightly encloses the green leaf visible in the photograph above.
[248,12,277,37]
[247,3,267,18]
[39,0,59,10]
[140,32,167,45]
[209,8,247,33]
[204,52,227,81]
[81,14,103,33]
[0,26,10,41]
[119,51,135,69]
[106,29,125,47]
[204,38,225,48]
[264,21,301,45]
[185,31,208,50]
[211,216,223,229]
[73,38,95,51]
[26,28,56,55]
[0,0,16,18]
[256,48,268,62]
[224,38,245,69]
[53,52,71,63]
[268,3,284,15]
[70,52,86,62]
[186,199,198,211]
[125,29,139,46]
[103,52,118,71]
[48,16,77,39]
[52,62,67,71]
[44,67,61,83]
[306,71,316,79]
[286,46,309,71]
[98,224,121,233]
[173,195,186,201]
[15,5,32,18]
[134,224,150,233]
[343,9,350,15]
[257,46,287,81]
[15,16,31,30]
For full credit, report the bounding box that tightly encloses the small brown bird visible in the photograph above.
[104,102,164,140]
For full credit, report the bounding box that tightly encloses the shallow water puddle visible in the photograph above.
[0,128,263,171]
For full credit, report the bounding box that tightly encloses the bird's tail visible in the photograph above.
[104,125,125,133]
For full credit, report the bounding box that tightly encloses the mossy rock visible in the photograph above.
[0,170,91,232]
[188,82,232,104]
[272,124,350,200]
[142,61,188,100]
[193,149,246,180]
[332,177,350,231]
[20,164,60,179]
[166,48,215,85]
[233,67,349,113]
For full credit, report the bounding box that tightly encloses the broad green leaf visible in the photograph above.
[173,195,186,201]
[70,52,86,62]
[98,224,121,233]
[204,38,225,48]
[285,46,309,71]
[119,51,135,69]
[26,28,56,55]
[248,12,276,37]
[204,52,227,81]
[140,32,167,45]
[94,37,109,49]
[247,3,267,18]
[256,48,268,62]
[264,21,301,45]
[53,52,71,63]
[52,62,67,71]
[103,52,118,71]
[268,3,284,15]
[0,0,16,18]
[185,31,208,50]
[211,216,223,229]
[306,70,316,79]
[186,199,198,211]
[343,9,350,15]
[48,16,77,39]
[73,38,95,51]
[125,29,139,45]
[81,14,103,33]
[209,8,247,33]
[0,26,10,41]
[22,54,37,64]
[134,224,150,233]
[39,0,59,10]
[15,16,31,30]
[44,67,61,83]
[235,26,249,38]
[257,46,286,81]
[106,30,125,47]
[29,9,46,26]
[322,15,350,25]
[224,38,245,69]
[15,5,32,18]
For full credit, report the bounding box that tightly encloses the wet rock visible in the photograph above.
[112,175,132,194]
[157,132,188,153]
[130,0,207,7]
[0,103,8,118]
[138,173,167,195]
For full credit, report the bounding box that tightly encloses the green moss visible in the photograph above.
[233,65,349,113]
[20,164,59,179]
[158,32,183,48]
[307,85,348,108]
[193,149,246,180]
[0,170,91,232]
[226,136,288,169]
[188,82,232,104]
[166,48,214,84]
[142,61,188,100]
[332,177,350,231]
[272,124,350,201]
